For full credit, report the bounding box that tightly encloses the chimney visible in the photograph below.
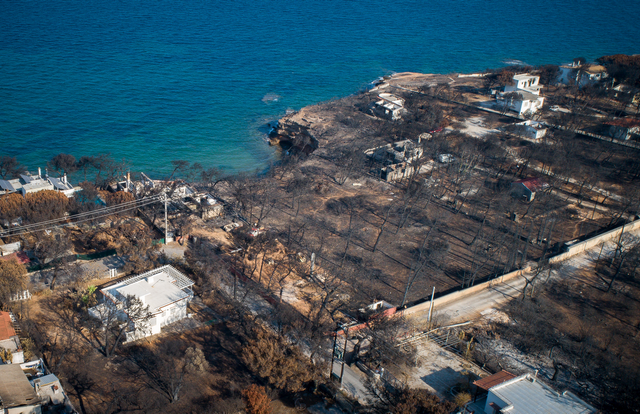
[45,168,49,178]
[63,173,67,184]
[38,167,41,177]
[127,172,131,192]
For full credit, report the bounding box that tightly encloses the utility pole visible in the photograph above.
[329,325,338,380]
[310,252,316,278]
[428,286,436,326]
[164,193,168,244]
[339,324,349,388]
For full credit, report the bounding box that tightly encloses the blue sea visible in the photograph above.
[1,0,639,177]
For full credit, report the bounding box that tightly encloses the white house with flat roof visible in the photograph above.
[373,93,406,120]
[499,74,545,115]
[90,265,194,341]
[505,74,542,95]
[0,168,75,198]
[483,373,596,414]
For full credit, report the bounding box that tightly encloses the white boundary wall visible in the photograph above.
[403,218,640,316]
[549,219,640,264]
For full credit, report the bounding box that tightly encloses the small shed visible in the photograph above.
[511,121,547,140]
[511,177,548,202]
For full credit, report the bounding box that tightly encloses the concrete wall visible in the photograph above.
[402,266,530,316]
[402,219,640,317]
[549,219,640,264]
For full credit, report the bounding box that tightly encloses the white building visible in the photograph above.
[90,265,194,341]
[483,373,596,414]
[578,64,608,85]
[500,74,545,115]
[0,364,42,414]
[0,360,75,414]
[504,74,543,96]
[510,120,547,140]
[0,168,75,198]
[373,93,406,120]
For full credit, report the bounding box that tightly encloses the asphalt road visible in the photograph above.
[429,275,529,325]
[331,360,372,403]
[408,232,629,327]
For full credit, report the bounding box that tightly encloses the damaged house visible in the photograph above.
[365,139,424,182]
[372,93,406,121]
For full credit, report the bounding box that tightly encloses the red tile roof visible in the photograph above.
[513,177,548,192]
[473,370,517,391]
[0,252,30,265]
[605,118,640,128]
[0,311,16,341]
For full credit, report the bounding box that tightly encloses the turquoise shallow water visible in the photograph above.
[1,0,639,177]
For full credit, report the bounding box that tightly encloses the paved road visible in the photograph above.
[408,232,629,327]
[428,274,529,325]
[331,360,372,403]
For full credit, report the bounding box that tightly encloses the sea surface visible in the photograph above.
[1,0,639,177]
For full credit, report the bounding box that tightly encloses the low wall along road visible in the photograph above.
[402,218,640,317]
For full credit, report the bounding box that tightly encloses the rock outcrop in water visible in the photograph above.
[269,115,319,154]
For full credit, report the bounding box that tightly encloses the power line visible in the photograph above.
[6,195,163,232]
[0,195,165,237]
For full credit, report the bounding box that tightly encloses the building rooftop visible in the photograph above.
[473,370,516,391]
[0,171,75,197]
[376,93,404,110]
[104,265,194,314]
[0,311,16,341]
[21,179,53,193]
[0,179,18,192]
[489,374,596,414]
[513,177,548,192]
[0,364,40,409]
[49,176,73,191]
[513,74,539,81]
[116,278,189,313]
[585,64,606,74]
[605,118,640,128]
